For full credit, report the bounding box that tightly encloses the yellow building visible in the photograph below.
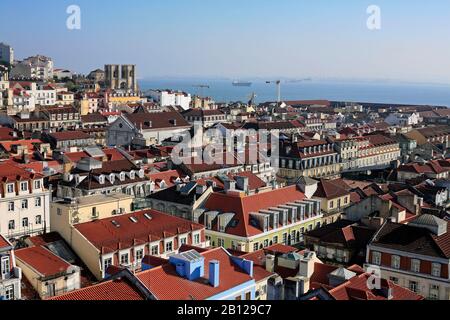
[201,185,323,253]
[50,194,206,280]
[15,246,81,299]
[106,91,143,109]
[312,178,351,225]
[50,193,135,240]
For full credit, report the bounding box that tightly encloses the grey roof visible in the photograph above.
[84,146,106,158]
[329,267,356,280]
[297,176,319,186]
[411,214,446,228]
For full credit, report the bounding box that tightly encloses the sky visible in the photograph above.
[1,0,450,83]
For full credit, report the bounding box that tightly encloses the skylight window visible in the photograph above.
[129,217,138,223]
[111,220,121,228]
[144,213,152,220]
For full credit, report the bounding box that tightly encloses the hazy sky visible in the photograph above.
[2,0,450,82]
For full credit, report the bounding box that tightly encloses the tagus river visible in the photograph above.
[139,78,450,107]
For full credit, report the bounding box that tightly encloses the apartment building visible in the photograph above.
[199,185,323,253]
[0,235,22,300]
[365,215,450,300]
[58,209,206,280]
[0,163,50,240]
[278,140,341,181]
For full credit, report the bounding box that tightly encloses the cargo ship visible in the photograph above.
[232,80,252,87]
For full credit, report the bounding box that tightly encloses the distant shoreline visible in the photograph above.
[139,78,450,107]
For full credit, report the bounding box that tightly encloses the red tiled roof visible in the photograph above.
[203,185,306,237]
[314,179,350,199]
[51,247,255,301]
[15,246,71,277]
[50,278,145,300]
[327,273,423,300]
[0,139,43,152]
[74,210,204,252]
[0,235,11,249]
[137,248,253,300]
[49,130,91,141]
[264,243,298,255]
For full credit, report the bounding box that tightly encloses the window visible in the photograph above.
[245,292,251,300]
[135,249,144,261]
[179,237,187,246]
[329,201,334,209]
[57,208,62,216]
[432,263,441,277]
[35,215,42,225]
[1,256,10,278]
[4,285,14,300]
[391,255,401,269]
[411,259,421,273]
[20,182,28,191]
[22,218,28,227]
[372,252,381,266]
[21,199,28,209]
[263,239,269,248]
[389,277,399,284]
[282,233,288,245]
[151,245,159,256]
[8,220,14,230]
[429,285,440,300]
[193,234,200,245]
[217,238,225,248]
[120,253,129,265]
[273,236,278,244]
[92,207,98,218]
[165,241,173,252]
[8,202,14,212]
[409,281,418,293]
[35,197,41,207]
[7,184,14,193]
[253,243,259,252]
[103,257,112,272]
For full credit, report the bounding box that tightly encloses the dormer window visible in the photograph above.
[34,180,41,189]
[138,169,145,178]
[98,175,105,184]
[120,172,125,181]
[129,171,135,179]
[7,184,14,194]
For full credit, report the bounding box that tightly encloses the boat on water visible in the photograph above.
[232,80,252,87]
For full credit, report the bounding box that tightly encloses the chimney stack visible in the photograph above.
[209,260,220,288]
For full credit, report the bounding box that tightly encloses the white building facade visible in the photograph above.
[0,167,51,240]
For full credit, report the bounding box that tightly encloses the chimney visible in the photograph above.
[209,260,220,288]
[380,283,394,300]
[235,176,249,192]
[298,251,316,279]
[224,180,236,193]
[265,254,275,273]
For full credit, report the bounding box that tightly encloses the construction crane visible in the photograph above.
[192,84,210,97]
[266,80,281,103]
[247,92,257,107]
